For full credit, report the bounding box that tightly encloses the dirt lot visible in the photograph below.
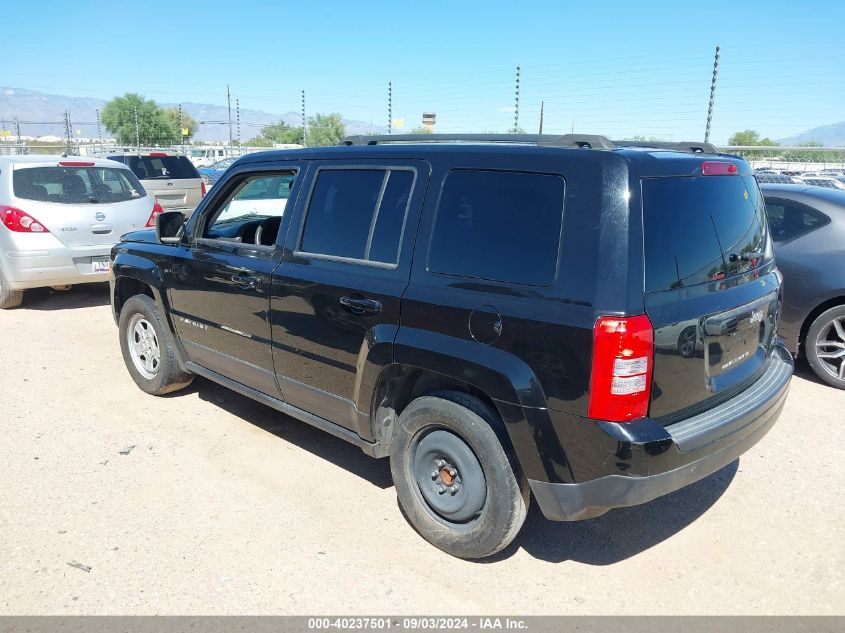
[1,284,843,615]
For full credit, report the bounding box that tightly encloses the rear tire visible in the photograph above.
[0,268,24,309]
[805,305,845,389]
[119,295,193,395]
[389,390,529,559]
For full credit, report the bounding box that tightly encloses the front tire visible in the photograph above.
[0,267,24,309]
[390,391,529,559]
[118,295,193,395]
[805,305,845,389]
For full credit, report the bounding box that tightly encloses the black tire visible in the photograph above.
[805,305,845,389]
[0,267,24,309]
[118,295,193,395]
[390,390,529,559]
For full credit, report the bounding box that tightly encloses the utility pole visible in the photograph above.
[134,106,140,151]
[227,84,233,152]
[301,89,307,146]
[513,65,521,133]
[538,101,544,134]
[236,98,241,153]
[179,104,185,154]
[96,108,102,147]
[388,81,392,135]
[704,45,721,143]
[63,110,78,156]
[14,116,21,144]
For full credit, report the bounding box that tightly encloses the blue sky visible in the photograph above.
[1,0,843,143]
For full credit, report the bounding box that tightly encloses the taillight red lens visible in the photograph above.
[701,161,738,176]
[588,314,654,422]
[149,152,167,157]
[58,161,95,167]
[145,202,164,228]
[201,181,207,197]
[1,205,50,233]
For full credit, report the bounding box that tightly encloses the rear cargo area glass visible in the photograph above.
[642,175,768,293]
[13,166,145,204]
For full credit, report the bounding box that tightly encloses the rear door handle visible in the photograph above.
[339,295,382,315]
[231,273,261,289]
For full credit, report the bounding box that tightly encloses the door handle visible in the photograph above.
[231,273,260,289]
[339,295,382,315]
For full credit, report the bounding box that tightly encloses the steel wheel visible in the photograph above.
[410,428,487,530]
[127,313,161,379]
[814,316,845,381]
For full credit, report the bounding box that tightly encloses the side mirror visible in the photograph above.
[156,211,185,244]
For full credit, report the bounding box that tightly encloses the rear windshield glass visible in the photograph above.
[13,166,146,204]
[643,175,768,292]
[112,155,199,180]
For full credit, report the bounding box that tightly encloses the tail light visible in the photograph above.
[1,205,50,233]
[588,314,654,422]
[145,202,164,228]
[201,181,207,197]
[701,161,738,176]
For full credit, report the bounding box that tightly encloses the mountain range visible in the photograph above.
[0,87,386,141]
[778,122,845,147]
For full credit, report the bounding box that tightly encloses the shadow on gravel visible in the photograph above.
[493,458,739,564]
[18,283,110,310]
[184,376,738,564]
[190,376,393,489]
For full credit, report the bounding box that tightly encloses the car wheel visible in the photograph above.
[677,325,698,358]
[50,285,73,291]
[805,305,845,389]
[0,267,24,309]
[389,390,529,559]
[119,295,193,395]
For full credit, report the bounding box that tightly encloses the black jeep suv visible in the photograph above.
[110,134,793,559]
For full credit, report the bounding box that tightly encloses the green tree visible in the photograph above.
[409,126,433,134]
[257,120,305,145]
[508,126,526,134]
[727,129,778,146]
[163,108,198,140]
[101,93,177,145]
[306,113,346,147]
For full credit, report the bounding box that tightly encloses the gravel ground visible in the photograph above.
[1,283,842,615]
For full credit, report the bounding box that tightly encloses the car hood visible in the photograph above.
[120,228,158,244]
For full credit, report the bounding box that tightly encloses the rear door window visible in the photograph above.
[428,170,565,286]
[642,175,769,292]
[299,168,415,265]
[764,197,830,242]
[13,166,145,204]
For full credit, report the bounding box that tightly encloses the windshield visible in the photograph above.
[116,155,199,180]
[13,166,146,204]
[643,174,770,292]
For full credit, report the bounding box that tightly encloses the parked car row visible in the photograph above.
[755,168,845,189]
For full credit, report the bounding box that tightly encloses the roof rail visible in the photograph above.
[339,133,615,149]
[612,140,720,154]
[339,134,720,154]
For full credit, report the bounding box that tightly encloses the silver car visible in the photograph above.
[0,155,160,308]
[107,151,205,216]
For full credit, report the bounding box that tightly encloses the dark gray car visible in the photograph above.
[761,183,845,388]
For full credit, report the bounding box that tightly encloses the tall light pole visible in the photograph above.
[704,45,721,143]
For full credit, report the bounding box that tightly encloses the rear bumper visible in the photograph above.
[1,243,112,290]
[529,344,793,521]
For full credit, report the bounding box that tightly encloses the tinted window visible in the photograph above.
[428,170,565,286]
[300,169,414,264]
[643,175,768,292]
[113,155,199,180]
[764,197,830,242]
[369,170,414,264]
[13,166,145,204]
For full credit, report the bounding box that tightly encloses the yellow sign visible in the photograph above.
[182,127,190,137]
[0,130,10,138]
[392,118,405,129]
